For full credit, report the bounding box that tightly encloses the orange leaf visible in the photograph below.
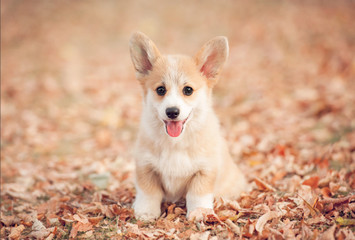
[9,224,25,239]
[88,216,104,225]
[254,177,276,192]
[275,145,286,156]
[69,222,93,239]
[302,176,319,189]
[321,187,332,198]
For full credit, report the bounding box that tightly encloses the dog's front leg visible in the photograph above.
[133,165,163,220]
[186,170,216,220]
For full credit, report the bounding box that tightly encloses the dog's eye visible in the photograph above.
[156,86,166,96]
[183,86,193,96]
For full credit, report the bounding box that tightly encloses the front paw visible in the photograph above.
[134,210,161,221]
[133,184,163,220]
[133,201,161,221]
[187,207,215,222]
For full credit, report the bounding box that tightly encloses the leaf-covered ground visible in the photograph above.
[1,1,355,239]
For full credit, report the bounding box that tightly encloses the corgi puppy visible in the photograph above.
[129,32,247,220]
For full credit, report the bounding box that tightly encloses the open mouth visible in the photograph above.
[163,111,192,138]
[164,118,187,137]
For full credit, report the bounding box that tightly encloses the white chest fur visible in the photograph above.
[153,144,200,201]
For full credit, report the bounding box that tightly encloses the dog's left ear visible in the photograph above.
[129,32,161,77]
[195,36,229,85]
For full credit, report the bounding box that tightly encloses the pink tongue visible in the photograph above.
[166,121,183,137]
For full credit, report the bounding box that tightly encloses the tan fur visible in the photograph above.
[129,32,248,220]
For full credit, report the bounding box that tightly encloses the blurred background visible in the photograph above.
[1,0,355,202]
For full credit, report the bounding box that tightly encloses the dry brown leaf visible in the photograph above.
[254,177,276,192]
[0,215,20,227]
[305,215,328,225]
[125,223,142,238]
[188,208,215,222]
[255,211,278,233]
[226,200,242,211]
[88,216,104,225]
[73,213,89,224]
[32,218,46,231]
[174,207,185,216]
[271,171,287,184]
[217,210,236,221]
[101,205,115,218]
[45,233,55,240]
[301,197,319,217]
[167,203,176,215]
[321,187,332,197]
[2,1,355,239]
[69,222,93,239]
[320,224,336,240]
[8,224,25,239]
[300,221,313,239]
[225,219,241,235]
[336,228,355,239]
[156,218,180,230]
[302,176,320,189]
[28,227,55,239]
[190,231,210,240]
[205,213,222,224]
[349,202,355,212]
[319,195,354,204]
[298,185,319,216]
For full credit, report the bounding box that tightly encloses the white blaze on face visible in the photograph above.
[158,57,193,137]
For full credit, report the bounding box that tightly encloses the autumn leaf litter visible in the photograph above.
[1,1,355,239]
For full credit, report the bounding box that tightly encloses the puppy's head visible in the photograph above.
[129,32,228,138]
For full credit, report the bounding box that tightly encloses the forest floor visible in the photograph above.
[1,1,355,239]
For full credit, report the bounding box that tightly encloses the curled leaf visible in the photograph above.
[255,211,278,233]
[254,177,276,192]
[9,224,25,239]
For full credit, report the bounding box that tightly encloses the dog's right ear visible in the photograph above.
[129,32,161,76]
[195,36,229,87]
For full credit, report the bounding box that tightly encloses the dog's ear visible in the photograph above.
[129,32,161,76]
[195,36,229,85]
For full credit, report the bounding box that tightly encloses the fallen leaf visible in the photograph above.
[300,196,319,217]
[32,218,46,231]
[320,224,336,240]
[45,233,55,240]
[335,217,355,226]
[69,222,93,239]
[217,210,236,221]
[226,200,242,211]
[271,171,287,184]
[205,213,222,224]
[254,177,276,192]
[321,187,332,197]
[255,211,278,233]
[88,216,104,225]
[319,195,354,204]
[28,227,55,239]
[8,224,25,239]
[302,176,320,189]
[188,208,215,222]
[225,219,241,235]
[73,213,89,224]
[190,231,210,240]
[0,215,20,227]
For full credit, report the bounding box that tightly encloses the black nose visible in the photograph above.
[166,107,180,119]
